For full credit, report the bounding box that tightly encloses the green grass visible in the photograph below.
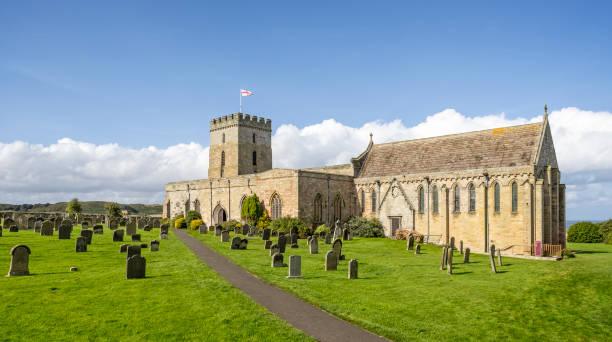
[190,230,612,342]
[0,226,312,341]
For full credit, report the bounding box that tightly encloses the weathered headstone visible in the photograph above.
[447,247,453,275]
[325,250,337,271]
[489,244,497,273]
[140,243,148,249]
[239,239,248,250]
[75,237,87,252]
[160,224,169,234]
[262,228,271,241]
[286,255,302,278]
[3,218,15,229]
[215,225,222,236]
[290,234,298,248]
[450,237,455,250]
[332,238,344,261]
[440,246,448,270]
[264,240,272,249]
[415,244,421,255]
[459,240,464,254]
[7,245,31,276]
[93,224,104,234]
[41,221,54,236]
[309,236,318,254]
[126,255,146,279]
[8,225,17,233]
[160,233,168,240]
[81,222,89,229]
[113,229,125,242]
[231,236,241,250]
[497,248,503,266]
[153,220,160,228]
[150,240,160,251]
[58,223,71,239]
[278,235,287,253]
[234,227,240,234]
[271,253,286,268]
[348,259,358,279]
[80,229,93,245]
[120,244,130,253]
[242,224,249,235]
[407,235,415,250]
[34,221,42,233]
[221,230,230,242]
[342,228,349,241]
[126,221,137,236]
[143,225,152,232]
[199,225,207,234]
[464,248,470,263]
[325,233,331,244]
[127,245,141,260]
[270,243,279,256]
[108,219,118,230]
[131,234,141,242]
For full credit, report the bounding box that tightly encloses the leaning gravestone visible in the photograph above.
[447,247,453,275]
[348,259,358,279]
[230,237,241,250]
[270,244,280,256]
[80,230,93,245]
[40,221,54,236]
[325,250,337,271]
[199,225,207,234]
[221,231,230,242]
[440,246,448,270]
[278,235,287,253]
[126,255,146,279]
[497,248,503,266]
[113,229,125,242]
[262,228,271,241]
[75,237,87,252]
[271,253,286,268]
[264,240,272,249]
[286,255,302,278]
[489,244,497,273]
[150,240,160,252]
[131,234,141,242]
[58,224,71,239]
[8,245,31,276]
[332,239,344,261]
[126,222,137,236]
[309,237,318,254]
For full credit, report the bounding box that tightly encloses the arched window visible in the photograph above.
[512,182,518,212]
[252,151,257,166]
[469,184,476,212]
[333,195,343,222]
[252,133,256,143]
[418,187,425,213]
[360,190,365,213]
[184,200,190,214]
[221,151,225,167]
[239,195,247,211]
[271,194,282,219]
[494,183,500,213]
[371,190,377,213]
[454,186,460,212]
[314,194,322,223]
[432,186,439,213]
[222,133,225,143]
[194,199,201,214]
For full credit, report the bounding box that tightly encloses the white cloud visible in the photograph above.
[1,107,611,219]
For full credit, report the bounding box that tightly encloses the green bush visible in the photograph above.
[190,219,203,230]
[221,219,241,231]
[185,210,202,227]
[345,216,384,237]
[269,216,309,235]
[567,222,603,243]
[314,224,330,235]
[241,195,263,224]
[597,219,612,244]
[562,248,575,258]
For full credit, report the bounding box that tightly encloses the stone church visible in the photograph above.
[164,109,565,255]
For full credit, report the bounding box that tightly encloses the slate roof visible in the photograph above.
[358,122,543,178]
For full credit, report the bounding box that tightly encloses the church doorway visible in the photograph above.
[213,204,227,225]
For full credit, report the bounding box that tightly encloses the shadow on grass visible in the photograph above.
[575,250,609,254]
[452,271,473,275]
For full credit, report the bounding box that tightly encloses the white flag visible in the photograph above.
[241,89,254,96]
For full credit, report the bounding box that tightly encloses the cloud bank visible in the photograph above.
[1,107,611,219]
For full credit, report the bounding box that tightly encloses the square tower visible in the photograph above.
[208,113,272,178]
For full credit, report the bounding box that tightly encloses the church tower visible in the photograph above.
[208,113,272,179]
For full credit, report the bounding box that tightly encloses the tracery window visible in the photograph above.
[469,184,476,212]
[454,186,460,212]
[271,194,282,219]
[371,190,377,213]
[418,187,425,214]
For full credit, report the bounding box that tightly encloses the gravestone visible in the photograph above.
[108,219,118,230]
[120,244,130,253]
[348,259,358,279]
[249,226,257,237]
[270,244,279,256]
[81,230,93,245]
[81,222,89,229]
[290,234,298,248]
[199,225,207,234]
[415,244,421,254]
[75,237,87,252]
[58,224,71,239]
[264,240,272,249]
[325,233,331,244]
[8,245,31,276]
[160,224,169,234]
[489,244,497,273]
[332,239,344,261]
[40,221,54,236]
[3,218,15,229]
[342,228,349,241]
[113,229,125,242]
[497,248,503,266]
[278,235,287,253]
[242,224,249,235]
[34,221,42,233]
[221,231,230,242]
[234,227,240,234]
[464,248,470,263]
[126,222,137,236]
[286,255,302,278]
[325,250,337,271]
[450,237,455,250]
[459,240,464,254]
[93,224,104,234]
[27,217,35,230]
[131,234,141,242]
[140,243,148,249]
[8,226,17,233]
[271,253,286,268]
[447,247,453,275]
[440,246,448,270]
[153,220,160,228]
[309,237,318,254]
[262,228,271,241]
[143,225,152,232]
[126,255,146,279]
[215,226,222,236]
[231,237,241,250]
[160,233,168,240]
[407,235,415,250]
[239,239,248,250]
[127,245,141,260]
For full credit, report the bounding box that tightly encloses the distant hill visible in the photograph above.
[0,201,162,215]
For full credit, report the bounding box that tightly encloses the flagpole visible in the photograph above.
[240,90,242,113]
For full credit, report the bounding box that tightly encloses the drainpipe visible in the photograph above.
[483,172,490,253]
[425,176,430,238]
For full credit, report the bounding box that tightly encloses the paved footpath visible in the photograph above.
[174,229,390,342]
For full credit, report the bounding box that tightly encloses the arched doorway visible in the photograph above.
[213,204,227,225]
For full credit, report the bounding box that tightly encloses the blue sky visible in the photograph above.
[1,1,612,220]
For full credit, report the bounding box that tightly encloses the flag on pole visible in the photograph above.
[241,89,254,96]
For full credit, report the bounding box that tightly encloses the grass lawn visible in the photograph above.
[190,230,612,342]
[0,225,312,341]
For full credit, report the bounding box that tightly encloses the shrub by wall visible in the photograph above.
[269,217,309,235]
[345,216,384,237]
[174,218,186,229]
[190,219,203,230]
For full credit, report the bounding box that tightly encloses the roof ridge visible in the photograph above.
[372,121,543,148]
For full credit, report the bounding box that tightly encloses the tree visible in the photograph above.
[105,202,122,218]
[241,194,263,224]
[66,198,82,215]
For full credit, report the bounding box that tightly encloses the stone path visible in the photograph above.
[174,229,389,342]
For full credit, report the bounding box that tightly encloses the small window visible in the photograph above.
[252,151,257,166]
[418,187,425,214]
[512,182,518,212]
[494,183,500,213]
[469,184,475,212]
[360,190,365,213]
[252,133,256,143]
[454,186,460,212]
[222,133,225,144]
[432,186,439,213]
[371,190,377,213]
[221,151,225,167]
